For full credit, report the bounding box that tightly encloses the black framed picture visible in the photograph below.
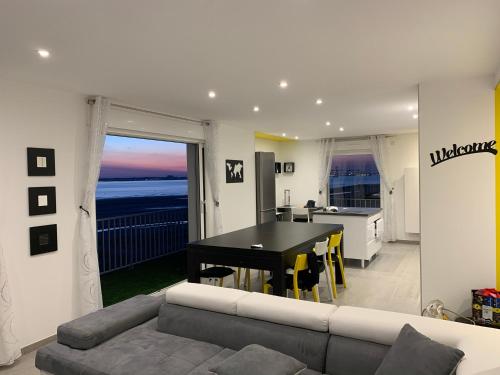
[30,224,58,256]
[284,162,295,173]
[226,160,244,183]
[27,147,55,176]
[28,186,56,216]
[275,162,282,174]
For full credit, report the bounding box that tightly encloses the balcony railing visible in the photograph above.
[96,208,188,274]
[329,197,380,208]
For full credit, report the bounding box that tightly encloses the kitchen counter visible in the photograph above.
[313,207,382,217]
[313,208,383,268]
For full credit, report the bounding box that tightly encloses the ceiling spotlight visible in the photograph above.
[339,127,345,132]
[282,133,287,137]
[294,136,299,140]
[253,106,260,112]
[315,98,323,105]
[326,121,331,126]
[37,49,50,58]
[208,90,216,98]
[413,114,418,119]
[279,80,288,89]
[408,105,414,111]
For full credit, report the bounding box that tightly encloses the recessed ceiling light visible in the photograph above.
[412,114,418,119]
[339,127,345,132]
[282,133,287,137]
[315,98,323,105]
[407,105,414,111]
[294,136,299,140]
[253,106,260,112]
[326,121,331,126]
[37,49,50,58]
[208,90,216,98]
[127,120,134,123]
[279,80,288,88]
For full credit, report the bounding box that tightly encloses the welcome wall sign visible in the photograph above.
[430,140,497,167]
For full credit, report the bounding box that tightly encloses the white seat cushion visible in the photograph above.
[237,292,337,332]
[165,282,250,315]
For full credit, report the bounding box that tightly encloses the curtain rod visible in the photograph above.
[87,99,203,125]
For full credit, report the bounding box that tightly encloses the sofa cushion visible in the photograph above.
[237,292,337,332]
[57,294,163,350]
[38,318,231,375]
[165,282,250,315]
[210,344,306,375]
[375,324,464,375]
[329,306,467,347]
[325,335,390,375]
[157,303,330,372]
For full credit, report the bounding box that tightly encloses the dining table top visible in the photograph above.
[188,221,343,254]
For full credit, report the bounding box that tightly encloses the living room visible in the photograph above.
[1,1,500,375]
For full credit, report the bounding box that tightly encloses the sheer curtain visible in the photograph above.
[0,241,21,366]
[317,138,335,207]
[203,121,223,236]
[77,96,109,315]
[369,135,396,242]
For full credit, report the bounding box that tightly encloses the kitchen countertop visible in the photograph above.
[313,207,382,217]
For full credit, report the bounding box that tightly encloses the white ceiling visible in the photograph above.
[1,0,499,139]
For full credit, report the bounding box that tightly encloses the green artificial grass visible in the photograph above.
[101,251,187,306]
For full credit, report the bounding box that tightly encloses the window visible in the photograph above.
[329,154,380,208]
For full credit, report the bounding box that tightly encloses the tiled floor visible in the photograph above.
[0,242,420,374]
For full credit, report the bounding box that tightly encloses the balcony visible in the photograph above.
[329,196,380,208]
[97,208,188,306]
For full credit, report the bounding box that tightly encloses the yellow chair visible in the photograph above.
[327,232,347,298]
[263,253,320,302]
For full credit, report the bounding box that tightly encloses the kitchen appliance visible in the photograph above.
[256,152,277,224]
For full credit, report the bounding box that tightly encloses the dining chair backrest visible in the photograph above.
[313,238,329,256]
[328,231,343,251]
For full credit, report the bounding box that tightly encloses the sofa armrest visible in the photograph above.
[57,294,163,349]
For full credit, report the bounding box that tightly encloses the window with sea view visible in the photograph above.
[329,154,380,208]
[96,135,189,306]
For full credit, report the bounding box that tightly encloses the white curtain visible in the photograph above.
[0,242,21,366]
[317,138,335,207]
[77,96,109,315]
[203,121,223,236]
[369,135,396,242]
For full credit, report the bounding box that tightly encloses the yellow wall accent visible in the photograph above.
[255,131,294,142]
[496,82,500,289]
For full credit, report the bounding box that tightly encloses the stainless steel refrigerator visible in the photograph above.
[255,152,277,224]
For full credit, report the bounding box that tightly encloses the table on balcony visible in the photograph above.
[187,221,343,296]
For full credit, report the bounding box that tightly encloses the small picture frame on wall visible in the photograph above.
[284,162,295,173]
[27,147,55,176]
[30,224,58,256]
[28,186,56,216]
[275,162,282,174]
[226,159,244,183]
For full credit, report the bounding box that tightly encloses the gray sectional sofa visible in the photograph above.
[36,283,500,375]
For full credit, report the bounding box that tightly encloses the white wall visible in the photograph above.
[385,133,420,241]
[206,124,256,235]
[0,79,87,347]
[419,76,496,314]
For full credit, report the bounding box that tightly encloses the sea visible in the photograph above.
[96,179,188,199]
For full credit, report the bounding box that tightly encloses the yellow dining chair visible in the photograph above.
[263,253,320,302]
[327,231,347,298]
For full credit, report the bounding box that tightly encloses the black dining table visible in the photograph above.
[187,221,344,296]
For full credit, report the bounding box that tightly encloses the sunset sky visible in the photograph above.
[331,154,379,174]
[99,135,187,179]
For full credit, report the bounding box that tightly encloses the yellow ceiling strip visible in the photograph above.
[255,131,294,142]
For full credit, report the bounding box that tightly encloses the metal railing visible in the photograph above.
[96,208,188,274]
[329,197,380,208]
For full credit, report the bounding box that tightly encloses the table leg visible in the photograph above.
[271,263,286,297]
[187,250,201,283]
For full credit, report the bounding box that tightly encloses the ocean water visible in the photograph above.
[96,179,188,199]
